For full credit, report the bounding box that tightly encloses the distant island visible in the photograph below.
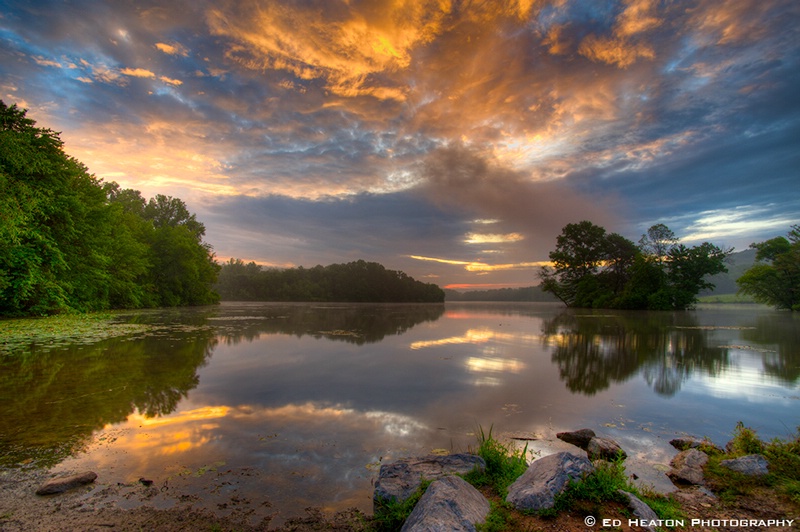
[215,258,445,303]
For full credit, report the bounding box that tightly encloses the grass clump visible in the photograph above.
[464,425,529,497]
[705,422,800,505]
[372,479,431,532]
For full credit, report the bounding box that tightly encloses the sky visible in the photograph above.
[1,0,798,290]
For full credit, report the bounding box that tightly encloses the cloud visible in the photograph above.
[155,42,189,56]
[159,75,183,86]
[577,0,661,67]
[1,0,797,288]
[120,67,156,78]
[416,144,622,246]
[206,0,451,100]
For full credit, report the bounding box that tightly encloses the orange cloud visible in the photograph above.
[159,75,183,86]
[207,0,452,100]
[155,42,189,56]
[410,255,550,273]
[120,67,156,78]
[578,0,661,68]
[464,232,524,244]
[579,35,655,68]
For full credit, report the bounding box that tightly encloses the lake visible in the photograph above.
[1,301,798,525]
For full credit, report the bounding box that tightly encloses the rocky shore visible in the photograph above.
[2,428,797,531]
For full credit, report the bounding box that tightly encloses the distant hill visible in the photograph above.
[701,247,757,295]
[445,285,557,302]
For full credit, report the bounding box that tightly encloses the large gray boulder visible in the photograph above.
[667,449,708,485]
[401,475,490,532]
[586,437,627,461]
[506,451,594,511]
[374,454,486,507]
[720,454,769,476]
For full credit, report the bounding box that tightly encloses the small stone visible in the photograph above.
[669,437,723,454]
[36,471,98,495]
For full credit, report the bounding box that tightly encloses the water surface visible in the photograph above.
[1,302,797,523]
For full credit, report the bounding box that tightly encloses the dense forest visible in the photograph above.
[215,258,445,302]
[540,221,731,310]
[0,101,220,316]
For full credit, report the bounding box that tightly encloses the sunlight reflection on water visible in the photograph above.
[3,302,797,525]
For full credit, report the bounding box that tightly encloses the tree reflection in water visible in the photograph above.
[542,310,731,397]
[0,326,216,467]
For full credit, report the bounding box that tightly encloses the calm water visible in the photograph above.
[1,302,798,523]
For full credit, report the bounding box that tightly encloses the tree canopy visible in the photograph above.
[736,226,800,311]
[0,100,219,316]
[215,259,445,303]
[539,220,730,310]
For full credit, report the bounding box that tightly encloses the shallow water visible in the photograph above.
[1,301,798,523]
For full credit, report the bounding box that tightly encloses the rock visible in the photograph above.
[586,437,627,461]
[720,454,769,476]
[667,449,708,485]
[669,437,723,454]
[400,475,490,532]
[374,454,486,507]
[36,471,98,495]
[506,451,594,511]
[556,428,595,449]
[618,490,660,532]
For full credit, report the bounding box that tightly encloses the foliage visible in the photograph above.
[540,220,730,310]
[465,425,529,497]
[215,258,444,303]
[705,422,800,505]
[737,226,800,310]
[727,421,765,456]
[0,100,219,316]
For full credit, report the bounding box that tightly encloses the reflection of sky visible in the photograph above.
[51,303,800,522]
[686,348,800,405]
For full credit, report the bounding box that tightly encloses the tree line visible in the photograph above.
[0,101,219,316]
[444,286,556,302]
[215,258,445,303]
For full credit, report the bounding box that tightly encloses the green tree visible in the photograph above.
[540,221,729,310]
[737,226,800,311]
[539,221,610,306]
[0,100,220,315]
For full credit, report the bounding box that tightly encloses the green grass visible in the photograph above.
[464,425,529,496]
[705,422,800,504]
[696,293,757,304]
